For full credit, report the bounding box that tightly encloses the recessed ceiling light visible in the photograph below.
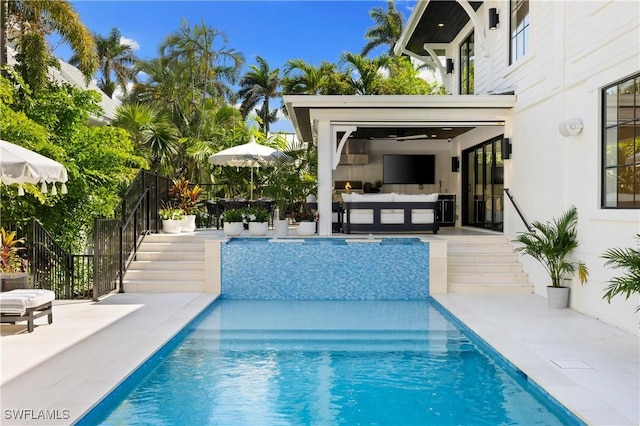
[431,134,437,138]
[437,23,445,27]
[443,127,452,131]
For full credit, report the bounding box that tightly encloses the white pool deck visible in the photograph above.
[1,295,638,425]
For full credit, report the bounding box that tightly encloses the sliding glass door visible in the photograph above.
[462,136,504,231]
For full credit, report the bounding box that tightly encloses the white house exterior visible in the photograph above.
[284,0,639,334]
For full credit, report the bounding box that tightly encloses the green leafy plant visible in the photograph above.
[1,228,28,273]
[169,178,204,215]
[243,207,270,223]
[513,206,588,287]
[601,234,640,311]
[295,209,317,223]
[158,208,185,221]
[222,209,244,223]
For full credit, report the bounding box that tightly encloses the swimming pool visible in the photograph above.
[78,300,582,425]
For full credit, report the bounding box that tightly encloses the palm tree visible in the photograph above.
[160,18,244,105]
[361,0,404,56]
[282,59,335,95]
[602,234,640,311]
[70,27,136,98]
[237,55,280,134]
[113,103,180,175]
[340,52,389,95]
[513,206,589,288]
[2,0,97,90]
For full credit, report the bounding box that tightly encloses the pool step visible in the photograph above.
[123,233,206,293]
[444,235,533,294]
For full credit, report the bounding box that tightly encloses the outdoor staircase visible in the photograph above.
[122,233,206,292]
[444,234,533,294]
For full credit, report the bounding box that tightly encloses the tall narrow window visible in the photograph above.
[510,0,530,64]
[602,73,640,209]
[460,32,474,95]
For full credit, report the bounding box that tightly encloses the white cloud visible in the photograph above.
[120,36,140,51]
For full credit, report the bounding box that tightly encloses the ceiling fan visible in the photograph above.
[367,128,430,142]
[369,133,430,142]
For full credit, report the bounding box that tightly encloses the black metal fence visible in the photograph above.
[1,219,93,299]
[2,171,225,300]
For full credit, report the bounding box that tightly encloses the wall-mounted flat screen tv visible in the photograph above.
[383,154,436,184]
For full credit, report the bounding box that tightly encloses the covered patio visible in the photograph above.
[282,94,516,236]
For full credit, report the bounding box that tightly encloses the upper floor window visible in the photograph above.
[460,32,474,95]
[602,73,640,209]
[510,0,530,64]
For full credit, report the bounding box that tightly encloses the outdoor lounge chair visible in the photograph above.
[0,289,54,332]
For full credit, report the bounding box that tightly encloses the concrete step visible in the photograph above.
[441,235,511,245]
[144,233,209,243]
[448,253,519,264]
[127,260,205,271]
[124,269,204,281]
[134,251,204,262]
[448,272,530,284]
[448,263,523,273]
[447,244,516,254]
[122,280,205,293]
[137,242,205,253]
[448,283,533,294]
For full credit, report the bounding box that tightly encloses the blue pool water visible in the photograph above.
[79,300,581,425]
[221,237,430,300]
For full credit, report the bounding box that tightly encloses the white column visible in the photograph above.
[316,120,333,236]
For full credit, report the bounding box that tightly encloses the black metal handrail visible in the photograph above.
[3,171,211,300]
[503,188,532,231]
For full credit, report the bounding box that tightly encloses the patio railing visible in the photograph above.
[0,219,93,299]
[504,188,532,231]
[2,171,226,300]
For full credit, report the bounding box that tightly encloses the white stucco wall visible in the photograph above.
[475,0,640,333]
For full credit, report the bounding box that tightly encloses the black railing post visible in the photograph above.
[118,225,125,293]
[93,218,98,300]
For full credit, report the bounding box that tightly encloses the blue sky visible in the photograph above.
[55,0,418,132]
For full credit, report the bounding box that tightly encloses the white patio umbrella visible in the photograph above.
[208,136,286,199]
[0,139,68,195]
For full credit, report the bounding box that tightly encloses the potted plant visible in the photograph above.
[222,208,244,236]
[601,234,640,312]
[169,178,204,232]
[1,228,29,291]
[159,206,185,234]
[513,206,588,308]
[243,206,270,236]
[296,209,317,236]
[263,142,317,237]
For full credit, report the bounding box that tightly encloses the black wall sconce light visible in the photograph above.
[446,58,454,74]
[489,8,499,30]
[451,156,460,172]
[502,137,512,160]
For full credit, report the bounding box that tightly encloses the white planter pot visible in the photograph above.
[273,219,290,237]
[181,215,196,233]
[162,219,182,234]
[296,221,316,236]
[249,222,269,236]
[224,222,244,236]
[547,286,570,309]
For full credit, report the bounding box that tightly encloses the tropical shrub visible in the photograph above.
[601,234,640,311]
[512,206,589,287]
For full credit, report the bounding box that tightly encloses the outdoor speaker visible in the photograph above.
[451,156,460,172]
[558,118,584,137]
[502,138,512,160]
